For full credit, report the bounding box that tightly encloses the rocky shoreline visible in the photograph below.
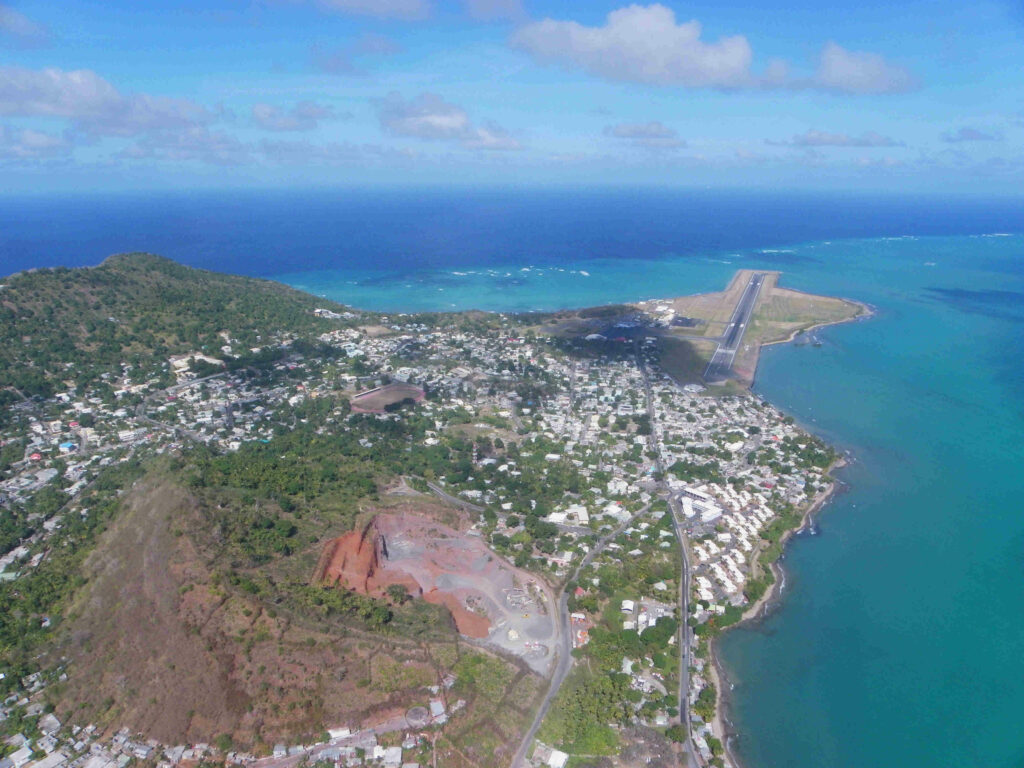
[707,455,848,768]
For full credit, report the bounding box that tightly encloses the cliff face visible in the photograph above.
[314,513,494,638]
[316,518,420,598]
[317,520,382,594]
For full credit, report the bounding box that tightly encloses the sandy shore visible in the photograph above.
[705,456,847,768]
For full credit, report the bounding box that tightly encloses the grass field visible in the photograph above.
[732,273,868,383]
[658,270,756,339]
[655,337,717,384]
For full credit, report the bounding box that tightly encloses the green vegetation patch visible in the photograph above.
[537,666,632,755]
[453,650,515,703]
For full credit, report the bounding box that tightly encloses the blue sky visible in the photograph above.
[0,0,1022,193]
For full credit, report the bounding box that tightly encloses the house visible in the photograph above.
[547,749,569,768]
[38,713,61,735]
[9,747,33,768]
[30,754,66,768]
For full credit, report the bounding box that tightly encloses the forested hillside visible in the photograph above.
[0,253,352,397]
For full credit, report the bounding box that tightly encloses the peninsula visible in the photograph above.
[0,255,866,768]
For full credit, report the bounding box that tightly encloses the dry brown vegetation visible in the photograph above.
[47,475,538,755]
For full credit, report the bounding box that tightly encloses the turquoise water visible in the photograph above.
[718,236,1024,768]
[5,190,1023,768]
[276,233,1024,768]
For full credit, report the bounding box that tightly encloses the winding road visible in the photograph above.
[510,503,650,768]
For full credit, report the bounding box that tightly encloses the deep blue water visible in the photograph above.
[3,189,1024,768]
[3,189,1024,283]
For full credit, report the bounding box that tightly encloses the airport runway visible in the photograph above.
[704,272,765,382]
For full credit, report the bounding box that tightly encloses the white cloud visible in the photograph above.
[0,124,70,160]
[463,0,524,21]
[511,6,917,95]
[769,129,903,147]
[260,138,417,165]
[89,93,211,137]
[378,92,469,139]
[512,4,756,88]
[314,0,429,20]
[0,4,47,44]
[604,120,685,149]
[376,92,522,150]
[121,127,250,166]
[0,66,251,166]
[0,66,121,118]
[814,42,917,94]
[251,100,338,131]
[942,126,1000,143]
[312,33,402,75]
[854,155,905,168]
[0,66,211,137]
[462,121,521,150]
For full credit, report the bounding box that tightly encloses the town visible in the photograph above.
[1,300,839,768]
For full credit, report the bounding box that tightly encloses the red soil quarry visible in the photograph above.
[315,512,530,639]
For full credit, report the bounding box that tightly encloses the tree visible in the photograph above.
[665,724,688,743]
[386,584,410,604]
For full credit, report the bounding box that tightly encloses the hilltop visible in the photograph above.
[0,253,357,400]
[51,468,533,749]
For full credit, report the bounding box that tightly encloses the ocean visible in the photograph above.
[3,189,1024,768]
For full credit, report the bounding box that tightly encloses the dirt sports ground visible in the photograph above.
[349,382,425,413]
[316,510,558,674]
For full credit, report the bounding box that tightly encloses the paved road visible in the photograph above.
[511,504,650,768]
[245,713,410,768]
[512,345,698,768]
[637,347,698,768]
[668,493,698,768]
[704,273,765,383]
[427,481,486,513]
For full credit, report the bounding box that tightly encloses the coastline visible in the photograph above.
[734,298,874,387]
[759,298,875,350]
[706,455,848,768]
[695,301,866,767]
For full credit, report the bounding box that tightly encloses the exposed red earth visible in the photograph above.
[315,513,492,637]
[315,510,556,652]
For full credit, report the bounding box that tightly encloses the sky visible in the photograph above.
[0,0,1022,193]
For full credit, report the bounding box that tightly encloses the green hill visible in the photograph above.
[0,255,537,751]
[0,253,355,398]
